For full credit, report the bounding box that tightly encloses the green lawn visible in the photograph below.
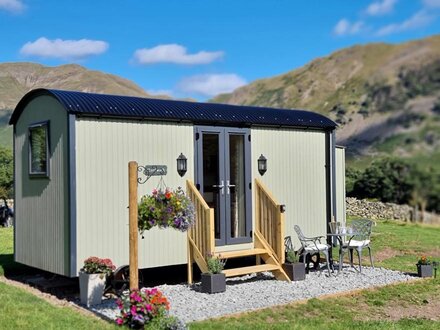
[191,277,440,330]
[0,227,13,276]
[369,220,440,272]
[0,227,33,276]
[2,220,440,330]
[0,228,118,329]
[191,220,440,329]
[0,282,118,330]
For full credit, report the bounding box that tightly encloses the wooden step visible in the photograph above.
[213,248,268,259]
[223,264,280,277]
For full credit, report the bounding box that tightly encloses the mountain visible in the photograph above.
[212,35,440,170]
[0,62,168,148]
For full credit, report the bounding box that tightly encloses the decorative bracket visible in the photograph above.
[137,165,167,184]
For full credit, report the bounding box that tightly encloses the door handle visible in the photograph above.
[212,180,224,195]
[226,180,235,195]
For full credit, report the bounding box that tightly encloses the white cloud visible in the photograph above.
[333,19,364,36]
[133,44,224,65]
[376,10,435,36]
[366,0,397,16]
[423,0,440,8]
[20,37,109,60]
[177,74,247,97]
[0,0,25,13]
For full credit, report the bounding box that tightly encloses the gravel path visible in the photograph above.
[90,266,414,325]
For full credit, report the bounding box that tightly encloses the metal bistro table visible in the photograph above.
[327,232,359,274]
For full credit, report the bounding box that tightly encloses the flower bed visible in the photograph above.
[115,288,174,328]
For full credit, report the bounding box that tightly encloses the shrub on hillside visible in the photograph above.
[348,158,440,213]
[352,158,414,204]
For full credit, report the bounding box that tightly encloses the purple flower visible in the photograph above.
[133,314,144,322]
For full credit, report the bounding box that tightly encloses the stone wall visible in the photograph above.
[346,197,440,224]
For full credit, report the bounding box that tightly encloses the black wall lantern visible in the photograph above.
[177,153,187,177]
[258,154,267,176]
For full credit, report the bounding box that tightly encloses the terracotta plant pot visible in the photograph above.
[417,264,433,278]
[283,262,306,281]
[79,271,106,306]
[201,273,226,294]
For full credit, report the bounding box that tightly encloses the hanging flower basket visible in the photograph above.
[138,187,195,234]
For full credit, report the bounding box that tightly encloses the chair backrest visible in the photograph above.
[329,221,341,234]
[284,235,294,252]
[351,219,373,241]
[293,225,307,248]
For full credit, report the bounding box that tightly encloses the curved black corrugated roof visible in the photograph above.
[10,88,336,129]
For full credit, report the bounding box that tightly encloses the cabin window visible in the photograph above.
[28,122,50,177]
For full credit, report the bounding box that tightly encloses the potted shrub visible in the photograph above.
[417,255,433,278]
[79,256,116,306]
[201,255,226,294]
[282,249,305,281]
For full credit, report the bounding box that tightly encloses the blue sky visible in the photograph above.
[1,0,440,100]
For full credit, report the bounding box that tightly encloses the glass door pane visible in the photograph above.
[228,134,246,238]
[202,134,222,240]
[195,126,251,246]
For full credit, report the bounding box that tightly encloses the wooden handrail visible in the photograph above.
[255,179,285,264]
[186,180,211,211]
[186,180,215,283]
[255,179,280,206]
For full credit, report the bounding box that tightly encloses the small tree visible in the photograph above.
[352,158,414,204]
[0,147,13,198]
[427,170,440,213]
[345,167,362,196]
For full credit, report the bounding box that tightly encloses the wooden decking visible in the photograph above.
[186,179,290,283]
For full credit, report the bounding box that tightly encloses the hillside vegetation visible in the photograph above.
[0,62,153,110]
[0,62,164,148]
[212,35,440,169]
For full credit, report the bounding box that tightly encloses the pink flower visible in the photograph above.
[131,305,137,315]
[146,304,152,311]
[116,318,123,325]
[130,291,140,301]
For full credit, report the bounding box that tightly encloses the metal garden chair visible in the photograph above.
[344,219,374,273]
[294,225,331,275]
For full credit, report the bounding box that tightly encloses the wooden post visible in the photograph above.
[187,232,193,284]
[128,161,139,291]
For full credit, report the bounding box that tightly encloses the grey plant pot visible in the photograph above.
[282,262,306,281]
[417,264,433,278]
[201,273,226,294]
[79,271,106,306]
